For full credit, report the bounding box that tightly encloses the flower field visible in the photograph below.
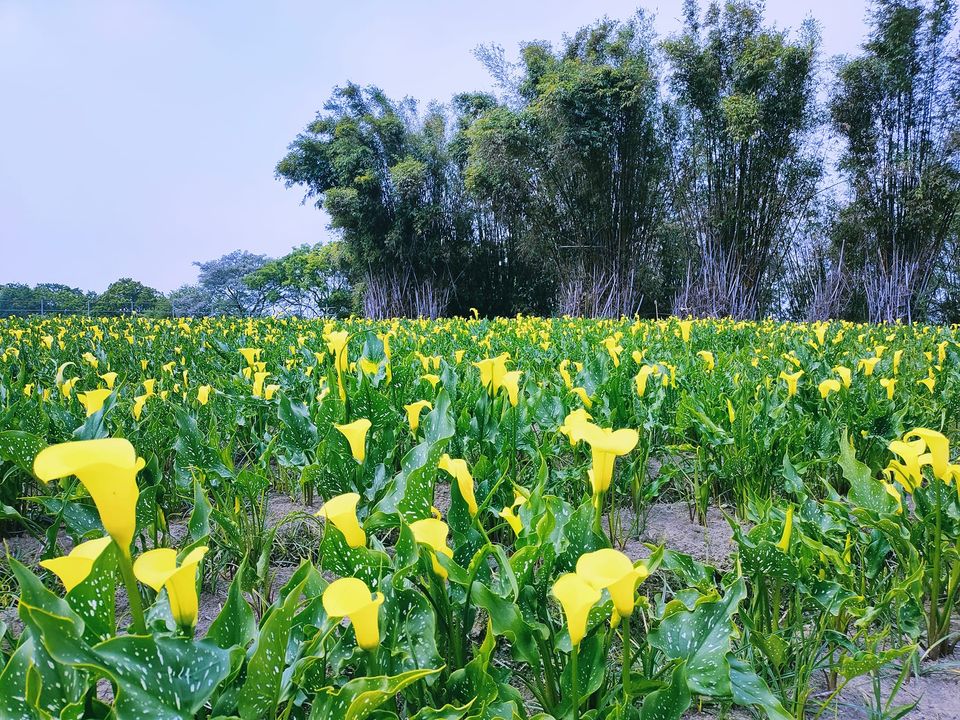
[1,314,959,719]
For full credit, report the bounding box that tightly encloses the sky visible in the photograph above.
[0,0,868,293]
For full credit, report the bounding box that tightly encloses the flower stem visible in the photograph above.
[117,547,146,634]
[622,613,631,702]
[571,644,580,720]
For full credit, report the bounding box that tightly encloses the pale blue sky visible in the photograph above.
[0,0,867,293]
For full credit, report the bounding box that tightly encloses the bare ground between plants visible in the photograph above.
[4,494,960,719]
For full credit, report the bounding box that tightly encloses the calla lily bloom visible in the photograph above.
[34,439,145,554]
[421,373,441,390]
[904,428,950,480]
[918,370,936,393]
[601,337,623,367]
[501,370,522,406]
[316,492,366,548]
[833,366,852,388]
[558,359,574,389]
[99,372,118,390]
[858,357,880,376]
[552,573,601,647]
[697,350,715,372]
[474,353,509,394]
[252,371,269,398]
[572,386,593,409]
[40,536,113,592]
[575,549,649,617]
[404,400,432,433]
[559,409,593,446]
[438,454,478,516]
[581,424,639,494]
[197,385,212,405]
[409,518,454,579]
[134,546,208,629]
[264,384,280,401]
[77,388,112,416]
[323,577,384,651]
[678,319,693,342]
[499,492,527,536]
[635,365,656,397]
[779,370,803,397]
[879,377,896,400]
[818,378,841,399]
[336,419,371,463]
[238,348,262,366]
[886,438,928,492]
[776,506,793,552]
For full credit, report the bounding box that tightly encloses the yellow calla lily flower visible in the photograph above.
[134,546,208,629]
[678,319,693,342]
[264,383,280,401]
[559,408,593,446]
[779,370,803,397]
[421,373,441,389]
[409,518,454,579]
[697,350,715,372]
[635,365,656,397]
[501,370,522,406]
[438,454,478,516]
[904,428,950,480]
[858,357,880,376]
[404,400,432,433]
[474,353,509,394]
[776,506,793,552]
[575,549,648,617]
[77,388,112,416]
[552,573,601,647]
[581,424,639,495]
[99,372,118,390]
[335,418,371,463]
[323,577,384,650]
[818,378,841,399]
[499,492,527,536]
[601,337,623,367]
[571,386,593,409]
[252,371,269,398]
[34,438,145,553]
[197,384,212,405]
[886,438,928,492]
[558,359,574,390]
[316,492,366,548]
[879,377,896,400]
[833,365,852,388]
[40,536,113,592]
[238,347,262,366]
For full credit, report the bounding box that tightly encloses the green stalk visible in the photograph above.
[570,645,581,720]
[929,484,943,657]
[621,613,632,702]
[117,547,146,634]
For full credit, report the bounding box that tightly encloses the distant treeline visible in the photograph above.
[274,0,960,323]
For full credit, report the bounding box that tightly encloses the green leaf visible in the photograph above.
[188,478,212,542]
[838,430,897,514]
[639,661,691,720]
[648,579,746,696]
[205,561,256,651]
[278,394,318,466]
[237,578,307,720]
[0,430,45,472]
[94,635,232,720]
[728,655,791,720]
[309,667,440,720]
[65,541,118,644]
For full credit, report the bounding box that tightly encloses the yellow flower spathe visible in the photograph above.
[552,573,601,647]
[410,518,454,579]
[438,454,478,516]
[34,439,145,554]
[316,492,366,548]
[40,536,113,592]
[134,546,208,629]
[575,549,648,618]
[336,419,371,463]
[818,378,841,399]
[197,384,212,405]
[581,424,639,495]
[404,400,432,433]
[779,370,803,397]
[323,577,384,650]
[77,388,112,416]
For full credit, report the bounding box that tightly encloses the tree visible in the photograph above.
[830,0,960,322]
[467,14,676,316]
[193,250,274,316]
[245,242,355,317]
[168,284,213,317]
[664,0,822,319]
[93,278,171,316]
[277,85,475,318]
